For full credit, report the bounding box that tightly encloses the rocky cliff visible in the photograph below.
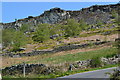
[1,3,119,29]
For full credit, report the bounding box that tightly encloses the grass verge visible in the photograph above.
[27,47,117,64]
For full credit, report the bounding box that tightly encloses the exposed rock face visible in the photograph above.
[2,8,71,29]
[1,3,119,29]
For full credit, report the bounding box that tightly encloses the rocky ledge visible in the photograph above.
[1,3,119,29]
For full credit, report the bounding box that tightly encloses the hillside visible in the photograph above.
[1,3,119,53]
[1,3,119,29]
[1,3,120,78]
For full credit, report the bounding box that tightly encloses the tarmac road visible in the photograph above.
[48,67,117,80]
[60,67,116,78]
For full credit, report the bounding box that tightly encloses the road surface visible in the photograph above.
[60,67,116,78]
[48,67,117,80]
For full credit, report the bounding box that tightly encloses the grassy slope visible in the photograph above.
[2,42,118,78]
[27,47,117,65]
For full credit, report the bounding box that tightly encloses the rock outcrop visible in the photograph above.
[101,55,119,64]
[1,3,119,29]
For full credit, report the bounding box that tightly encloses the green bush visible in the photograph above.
[2,29,28,52]
[64,19,80,37]
[19,24,31,32]
[90,57,102,68]
[12,31,28,51]
[106,69,120,80]
[2,29,15,47]
[32,23,50,43]
[79,19,89,30]
[49,24,63,36]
